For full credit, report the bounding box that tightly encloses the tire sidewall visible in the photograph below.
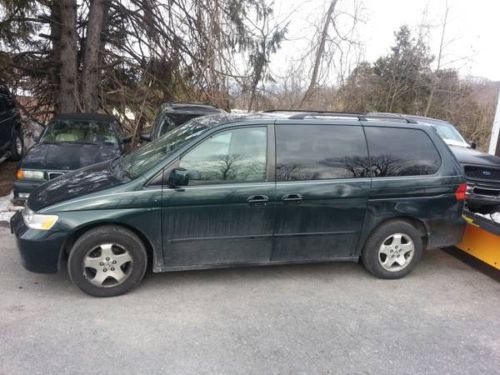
[68,226,148,297]
[362,221,423,279]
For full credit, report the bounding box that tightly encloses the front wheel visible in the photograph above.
[361,220,423,279]
[68,226,148,297]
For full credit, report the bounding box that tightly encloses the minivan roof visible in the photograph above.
[198,111,429,130]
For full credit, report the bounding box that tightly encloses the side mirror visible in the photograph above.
[140,132,152,142]
[167,168,189,188]
[470,142,477,149]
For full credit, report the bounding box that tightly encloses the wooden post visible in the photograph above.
[489,87,500,156]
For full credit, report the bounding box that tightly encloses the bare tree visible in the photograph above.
[300,0,338,107]
[424,1,449,116]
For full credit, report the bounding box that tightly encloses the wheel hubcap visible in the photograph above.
[378,233,414,272]
[83,243,133,287]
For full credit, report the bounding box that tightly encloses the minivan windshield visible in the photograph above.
[118,117,211,179]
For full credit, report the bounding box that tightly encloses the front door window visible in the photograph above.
[179,127,267,185]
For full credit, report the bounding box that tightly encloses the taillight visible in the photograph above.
[455,183,467,201]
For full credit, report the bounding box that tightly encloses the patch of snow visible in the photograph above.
[491,212,500,224]
[474,210,500,225]
[0,192,21,223]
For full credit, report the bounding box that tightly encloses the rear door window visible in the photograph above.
[275,124,370,181]
[365,127,441,177]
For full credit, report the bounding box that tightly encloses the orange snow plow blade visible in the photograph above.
[456,212,500,270]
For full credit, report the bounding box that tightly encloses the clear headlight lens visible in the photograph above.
[22,208,58,230]
[16,169,46,180]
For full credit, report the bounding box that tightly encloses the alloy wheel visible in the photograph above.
[377,233,415,272]
[83,243,133,287]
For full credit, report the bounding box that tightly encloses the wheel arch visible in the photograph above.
[61,221,156,271]
[357,215,429,256]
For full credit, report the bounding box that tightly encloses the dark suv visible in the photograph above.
[11,112,466,297]
[368,113,500,212]
[0,85,23,163]
[141,102,225,142]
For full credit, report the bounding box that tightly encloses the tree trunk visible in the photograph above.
[58,0,78,113]
[424,3,448,116]
[48,1,61,113]
[81,0,109,112]
[247,53,265,112]
[300,0,338,108]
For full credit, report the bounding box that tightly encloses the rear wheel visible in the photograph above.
[68,226,148,297]
[361,220,423,279]
[9,129,23,161]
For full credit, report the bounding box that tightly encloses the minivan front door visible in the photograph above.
[161,125,276,268]
[272,123,371,262]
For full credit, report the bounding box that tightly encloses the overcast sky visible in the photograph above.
[270,0,500,82]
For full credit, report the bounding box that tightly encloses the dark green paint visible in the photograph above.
[12,117,466,274]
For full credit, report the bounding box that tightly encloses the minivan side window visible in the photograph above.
[179,127,267,185]
[276,124,370,181]
[365,127,441,177]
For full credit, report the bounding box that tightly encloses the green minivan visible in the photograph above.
[11,112,467,297]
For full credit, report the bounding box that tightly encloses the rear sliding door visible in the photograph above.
[272,123,371,262]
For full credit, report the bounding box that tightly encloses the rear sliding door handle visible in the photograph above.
[247,195,269,206]
[281,193,303,203]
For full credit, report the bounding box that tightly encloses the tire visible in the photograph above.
[68,226,148,297]
[361,220,423,279]
[9,129,23,161]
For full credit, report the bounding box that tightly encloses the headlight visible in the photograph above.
[22,208,58,230]
[16,169,46,180]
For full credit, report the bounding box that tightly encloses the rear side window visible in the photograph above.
[276,124,369,181]
[365,127,441,177]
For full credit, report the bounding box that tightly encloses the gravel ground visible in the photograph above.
[0,161,17,196]
[0,227,499,375]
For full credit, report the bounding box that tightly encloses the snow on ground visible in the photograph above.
[0,193,21,223]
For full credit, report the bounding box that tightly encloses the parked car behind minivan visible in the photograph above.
[368,112,500,213]
[140,102,225,142]
[11,112,466,297]
[13,113,130,204]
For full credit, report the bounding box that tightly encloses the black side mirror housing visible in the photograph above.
[140,132,152,142]
[167,168,189,188]
[470,142,477,149]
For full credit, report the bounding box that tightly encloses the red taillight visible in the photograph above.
[455,183,467,201]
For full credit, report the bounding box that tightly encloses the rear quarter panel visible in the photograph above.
[355,122,466,255]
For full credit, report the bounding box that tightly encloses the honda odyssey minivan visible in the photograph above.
[11,112,467,297]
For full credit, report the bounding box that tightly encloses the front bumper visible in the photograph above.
[10,211,67,273]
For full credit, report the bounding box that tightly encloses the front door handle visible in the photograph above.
[247,195,269,206]
[281,193,303,203]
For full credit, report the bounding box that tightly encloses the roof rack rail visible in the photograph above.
[263,109,419,123]
[264,109,365,115]
[287,112,368,121]
[365,112,418,124]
